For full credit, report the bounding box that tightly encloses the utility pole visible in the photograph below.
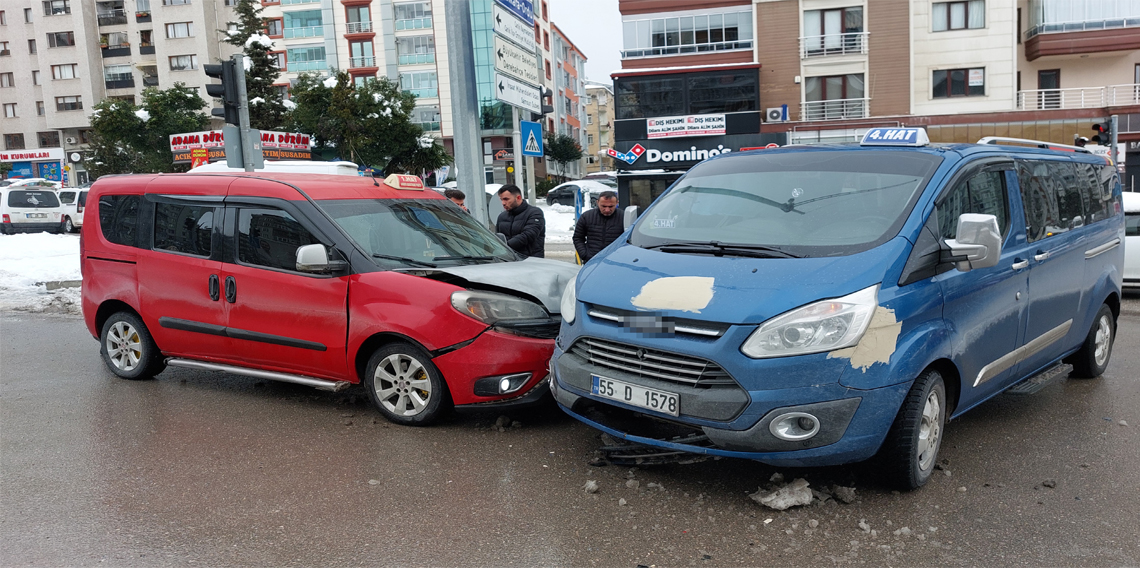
[445,0,490,227]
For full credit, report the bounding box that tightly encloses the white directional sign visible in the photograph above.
[493,35,541,87]
[495,73,541,114]
[493,4,536,53]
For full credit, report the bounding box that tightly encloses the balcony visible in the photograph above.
[620,39,752,58]
[97,10,128,26]
[415,121,441,132]
[290,60,327,72]
[398,53,435,65]
[403,87,438,98]
[280,0,319,4]
[801,98,868,121]
[142,76,159,87]
[1016,84,1140,110]
[136,11,151,22]
[396,17,432,31]
[101,44,131,57]
[350,56,375,68]
[283,26,324,39]
[1023,1,1140,61]
[140,42,155,55]
[345,21,373,34]
[800,32,868,58]
[105,73,135,89]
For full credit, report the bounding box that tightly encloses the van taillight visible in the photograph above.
[2,214,9,224]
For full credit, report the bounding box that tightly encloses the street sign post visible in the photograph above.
[493,36,541,87]
[495,73,541,114]
[493,4,536,52]
[520,121,543,157]
[494,0,533,27]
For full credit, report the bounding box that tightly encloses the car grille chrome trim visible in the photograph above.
[570,337,736,387]
[586,308,726,338]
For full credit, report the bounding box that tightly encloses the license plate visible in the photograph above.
[591,374,679,416]
[28,213,46,219]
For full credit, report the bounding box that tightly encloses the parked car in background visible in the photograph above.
[190,160,361,176]
[5,178,64,190]
[1,185,66,234]
[546,180,616,207]
[1124,192,1139,289]
[56,188,89,233]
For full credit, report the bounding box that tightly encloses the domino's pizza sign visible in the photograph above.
[607,144,646,165]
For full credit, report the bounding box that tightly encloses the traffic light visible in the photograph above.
[1091,121,1111,145]
[204,60,239,125]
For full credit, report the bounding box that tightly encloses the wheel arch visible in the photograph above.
[926,358,961,418]
[95,300,143,339]
[353,331,433,384]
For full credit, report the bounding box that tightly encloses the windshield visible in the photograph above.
[317,198,519,268]
[631,150,942,257]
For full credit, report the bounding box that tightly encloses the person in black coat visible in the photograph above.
[572,190,624,263]
[495,184,545,258]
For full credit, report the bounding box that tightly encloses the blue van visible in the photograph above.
[551,128,1124,489]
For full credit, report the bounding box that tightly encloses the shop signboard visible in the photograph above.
[646,114,726,139]
[170,129,313,164]
[607,133,787,171]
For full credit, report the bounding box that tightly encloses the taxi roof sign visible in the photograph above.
[384,174,425,190]
[860,128,929,146]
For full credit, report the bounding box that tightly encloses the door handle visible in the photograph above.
[1034,251,1050,262]
[224,276,237,303]
[1012,259,1029,270]
[208,274,220,301]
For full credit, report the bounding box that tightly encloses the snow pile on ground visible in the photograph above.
[0,233,82,314]
[539,202,578,244]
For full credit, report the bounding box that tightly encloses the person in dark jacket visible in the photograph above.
[495,184,545,257]
[572,191,624,263]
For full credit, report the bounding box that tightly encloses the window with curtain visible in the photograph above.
[933,0,985,31]
[932,68,985,98]
[803,7,863,53]
[622,9,753,56]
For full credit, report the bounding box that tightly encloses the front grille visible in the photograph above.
[569,337,736,387]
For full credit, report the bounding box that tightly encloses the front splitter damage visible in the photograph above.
[595,432,714,466]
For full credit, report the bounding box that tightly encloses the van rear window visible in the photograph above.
[7,190,61,208]
[98,195,141,248]
[1127,213,1140,237]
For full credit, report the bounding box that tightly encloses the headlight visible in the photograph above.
[560,277,577,324]
[451,290,549,325]
[740,285,879,359]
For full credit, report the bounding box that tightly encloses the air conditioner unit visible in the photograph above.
[65,137,77,144]
[766,107,787,122]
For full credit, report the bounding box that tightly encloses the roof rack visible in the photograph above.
[976,136,1091,154]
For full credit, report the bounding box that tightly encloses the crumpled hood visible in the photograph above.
[430,256,581,314]
[577,238,910,324]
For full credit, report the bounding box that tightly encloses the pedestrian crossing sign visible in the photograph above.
[520,120,543,157]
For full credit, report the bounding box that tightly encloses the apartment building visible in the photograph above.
[610,0,1140,205]
[551,23,588,179]
[0,0,242,184]
[584,82,614,173]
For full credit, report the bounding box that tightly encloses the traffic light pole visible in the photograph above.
[232,53,255,173]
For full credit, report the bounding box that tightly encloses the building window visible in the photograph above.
[400,71,438,98]
[5,134,26,150]
[140,29,153,47]
[3,103,16,118]
[25,7,34,22]
[43,1,71,15]
[932,67,985,98]
[615,69,758,119]
[349,40,374,67]
[544,30,549,50]
[55,96,82,111]
[283,10,323,38]
[169,54,198,71]
[266,18,282,36]
[1,72,15,87]
[47,31,75,47]
[393,2,430,30]
[32,70,40,84]
[100,32,129,47]
[411,105,441,131]
[285,45,326,71]
[622,10,754,58]
[51,64,77,80]
[163,0,191,5]
[587,133,594,145]
[542,1,548,21]
[0,10,5,25]
[225,0,237,5]
[104,64,132,83]
[933,1,985,31]
[39,131,61,147]
[545,60,551,80]
[37,101,45,115]
[165,22,193,38]
[803,73,866,120]
[0,41,8,55]
[534,23,540,42]
[396,35,435,65]
[346,6,372,33]
[270,50,286,70]
[138,0,151,10]
[586,114,593,125]
[28,39,37,54]
[803,7,864,55]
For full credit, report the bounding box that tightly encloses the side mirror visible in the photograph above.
[496,232,508,244]
[944,213,1001,271]
[296,244,348,273]
[623,206,639,230]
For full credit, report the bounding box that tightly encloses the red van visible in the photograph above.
[81,172,578,425]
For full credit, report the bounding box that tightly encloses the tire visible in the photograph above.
[1068,304,1115,378]
[880,369,947,490]
[63,217,74,234]
[100,311,165,380]
[364,342,449,426]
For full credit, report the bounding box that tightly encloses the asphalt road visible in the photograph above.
[2,296,1138,567]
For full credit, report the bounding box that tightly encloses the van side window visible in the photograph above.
[237,208,321,271]
[154,203,215,257]
[937,169,1008,240]
[1075,163,1108,223]
[98,195,141,248]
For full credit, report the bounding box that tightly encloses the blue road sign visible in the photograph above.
[494,0,533,27]
[520,121,543,157]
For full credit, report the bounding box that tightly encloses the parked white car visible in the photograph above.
[56,188,89,233]
[1124,192,1139,289]
[0,185,65,235]
[5,178,64,190]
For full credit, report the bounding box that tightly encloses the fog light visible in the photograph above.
[473,372,532,396]
[769,412,821,441]
[499,377,512,392]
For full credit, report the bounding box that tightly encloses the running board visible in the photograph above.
[166,359,353,392]
[1004,363,1072,396]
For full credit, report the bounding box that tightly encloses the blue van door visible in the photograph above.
[1014,159,1092,377]
[932,163,1035,408]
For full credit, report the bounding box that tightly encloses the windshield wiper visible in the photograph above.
[645,241,801,259]
[371,253,437,268]
[432,255,497,263]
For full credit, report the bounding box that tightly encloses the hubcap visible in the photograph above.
[105,321,143,371]
[1093,315,1111,367]
[373,353,432,417]
[916,389,942,472]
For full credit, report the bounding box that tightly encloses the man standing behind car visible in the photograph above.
[572,191,623,263]
[496,184,545,257]
[443,188,469,213]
